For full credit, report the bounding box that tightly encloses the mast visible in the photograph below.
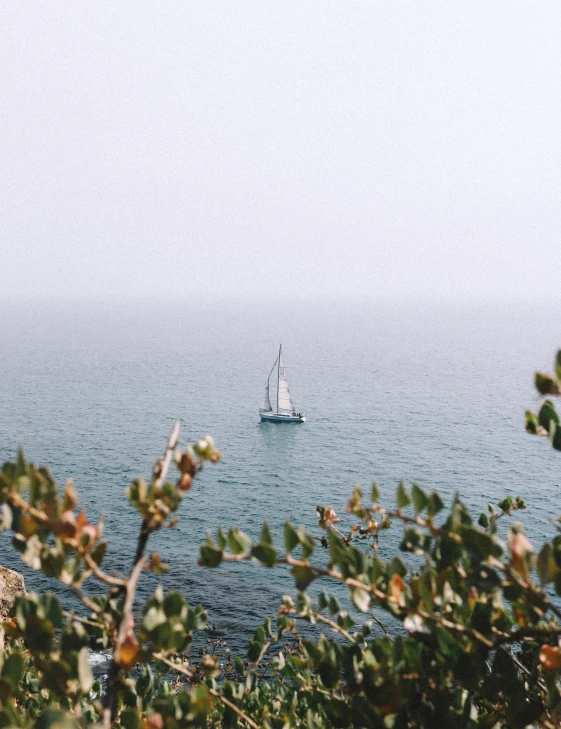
[276,344,281,413]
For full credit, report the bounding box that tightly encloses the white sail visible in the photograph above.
[259,357,277,412]
[276,348,295,413]
[260,383,272,412]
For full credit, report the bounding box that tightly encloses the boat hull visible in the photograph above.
[260,412,306,423]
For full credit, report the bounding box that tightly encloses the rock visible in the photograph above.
[0,565,25,648]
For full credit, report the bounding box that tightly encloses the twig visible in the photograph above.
[153,420,181,490]
[62,610,109,630]
[371,611,394,641]
[253,641,271,666]
[131,420,181,569]
[491,626,561,649]
[256,660,270,687]
[312,613,356,644]
[83,554,127,587]
[154,653,261,729]
[116,556,145,658]
[367,506,462,542]
[70,585,104,616]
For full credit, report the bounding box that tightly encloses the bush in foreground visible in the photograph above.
[1,354,561,728]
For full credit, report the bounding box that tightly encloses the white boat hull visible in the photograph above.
[259,411,306,423]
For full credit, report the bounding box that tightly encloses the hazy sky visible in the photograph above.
[2,2,561,301]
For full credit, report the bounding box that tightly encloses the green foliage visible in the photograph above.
[527,350,561,451]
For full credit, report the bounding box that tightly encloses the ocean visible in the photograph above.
[0,298,559,656]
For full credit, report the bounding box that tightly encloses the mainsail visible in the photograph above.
[276,347,294,413]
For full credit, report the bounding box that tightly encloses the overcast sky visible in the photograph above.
[1,2,560,302]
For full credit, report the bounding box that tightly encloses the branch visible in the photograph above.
[131,421,181,568]
[153,653,261,729]
[70,585,105,617]
[312,613,356,644]
[9,491,126,588]
[492,626,561,649]
[489,556,561,623]
[83,553,127,587]
[371,611,394,641]
[116,556,145,657]
[153,420,181,490]
[368,505,462,542]
[102,421,181,728]
[62,610,108,630]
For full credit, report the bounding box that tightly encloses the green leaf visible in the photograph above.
[525,410,539,434]
[251,543,277,567]
[347,485,363,511]
[371,481,380,503]
[400,527,431,555]
[120,708,141,729]
[284,520,299,554]
[536,372,559,395]
[389,556,407,578]
[253,625,266,645]
[41,593,63,628]
[497,496,513,513]
[35,709,79,729]
[77,647,93,694]
[260,520,273,546]
[350,587,371,612]
[478,512,489,529]
[163,592,184,617]
[0,678,14,701]
[550,422,561,451]
[538,400,559,433]
[199,544,223,568]
[291,565,315,591]
[537,542,560,585]
[136,666,154,700]
[143,607,166,633]
[328,595,341,616]
[247,640,262,662]
[15,447,26,479]
[411,483,428,514]
[297,527,315,559]
[1,652,24,685]
[216,525,227,550]
[227,526,251,555]
[555,350,561,381]
[89,540,107,566]
[427,490,444,516]
[460,526,504,559]
[396,480,410,509]
[189,681,212,720]
[24,615,53,653]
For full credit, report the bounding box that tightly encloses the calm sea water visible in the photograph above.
[0,298,560,654]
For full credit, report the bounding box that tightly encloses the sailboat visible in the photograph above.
[259,345,306,423]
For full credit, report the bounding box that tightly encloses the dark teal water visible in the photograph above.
[0,299,560,655]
